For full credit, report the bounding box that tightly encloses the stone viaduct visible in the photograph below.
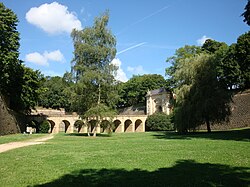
[28,113,147,134]
[28,88,172,134]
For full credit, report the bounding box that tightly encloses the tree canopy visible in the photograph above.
[0,2,22,108]
[70,11,118,136]
[117,74,168,108]
[242,0,250,26]
[0,3,42,113]
[166,44,233,133]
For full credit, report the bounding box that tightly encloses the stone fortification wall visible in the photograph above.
[0,95,20,135]
[199,90,250,130]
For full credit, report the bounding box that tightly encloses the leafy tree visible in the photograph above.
[146,112,174,131]
[118,74,168,107]
[0,3,42,113]
[38,76,71,110]
[84,103,116,136]
[173,54,231,133]
[215,44,241,90]
[0,2,23,109]
[19,66,44,113]
[235,31,250,89]
[242,0,250,26]
[166,45,202,88]
[71,12,118,136]
[202,39,228,54]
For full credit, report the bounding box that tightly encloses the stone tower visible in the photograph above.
[146,88,173,115]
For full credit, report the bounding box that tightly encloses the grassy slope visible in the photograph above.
[0,129,249,187]
[0,134,47,144]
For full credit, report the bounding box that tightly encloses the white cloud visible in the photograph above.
[111,58,128,82]
[42,70,63,77]
[127,65,147,75]
[196,35,212,46]
[44,50,65,62]
[25,52,48,66]
[26,2,82,34]
[25,50,65,66]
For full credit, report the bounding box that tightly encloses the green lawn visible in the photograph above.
[0,129,249,187]
[0,134,47,144]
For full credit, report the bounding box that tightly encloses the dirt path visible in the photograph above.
[0,135,54,153]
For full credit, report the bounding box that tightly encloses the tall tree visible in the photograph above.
[235,31,250,89]
[215,44,241,90]
[173,54,231,133]
[166,45,202,88]
[71,11,117,136]
[202,39,242,90]
[0,2,23,109]
[242,0,250,26]
[19,66,44,113]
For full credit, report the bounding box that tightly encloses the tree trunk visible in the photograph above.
[205,117,211,133]
[98,84,101,105]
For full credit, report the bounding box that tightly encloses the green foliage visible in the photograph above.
[242,0,250,26]
[19,66,44,113]
[71,11,118,115]
[84,103,117,120]
[0,2,22,109]
[202,39,227,54]
[118,74,168,107]
[166,45,202,88]
[146,112,174,131]
[172,54,232,133]
[235,31,250,89]
[84,103,116,136]
[38,120,50,133]
[38,76,71,111]
[0,3,42,113]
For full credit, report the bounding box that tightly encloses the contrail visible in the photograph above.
[117,42,146,55]
[117,6,169,35]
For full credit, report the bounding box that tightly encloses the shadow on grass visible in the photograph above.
[65,133,112,138]
[33,160,249,187]
[153,128,250,142]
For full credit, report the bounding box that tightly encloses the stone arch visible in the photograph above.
[100,120,111,133]
[74,120,85,133]
[113,120,122,133]
[47,120,56,133]
[60,120,70,133]
[124,119,133,132]
[135,119,143,132]
[88,120,98,133]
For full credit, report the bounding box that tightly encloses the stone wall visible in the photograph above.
[199,90,250,130]
[0,95,21,135]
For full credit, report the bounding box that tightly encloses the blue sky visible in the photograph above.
[2,0,249,82]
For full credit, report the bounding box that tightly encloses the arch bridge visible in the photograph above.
[28,114,147,134]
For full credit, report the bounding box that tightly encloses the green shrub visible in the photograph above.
[39,120,50,133]
[146,112,174,131]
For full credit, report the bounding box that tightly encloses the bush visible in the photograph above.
[39,120,50,133]
[146,112,174,131]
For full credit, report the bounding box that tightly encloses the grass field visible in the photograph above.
[0,134,47,144]
[0,128,249,187]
